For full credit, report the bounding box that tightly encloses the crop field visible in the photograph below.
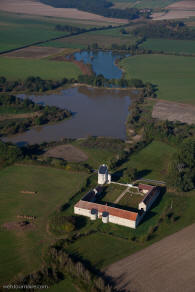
[105,223,195,292]
[0,11,67,53]
[0,11,98,53]
[141,38,195,54]
[0,165,88,284]
[0,57,81,80]
[41,29,137,49]
[120,54,195,104]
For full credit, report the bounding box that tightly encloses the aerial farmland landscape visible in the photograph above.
[0,0,195,291]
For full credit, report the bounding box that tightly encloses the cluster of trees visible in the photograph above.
[132,20,195,40]
[0,76,73,93]
[0,141,23,167]
[78,74,156,94]
[50,215,76,234]
[0,94,42,112]
[168,139,195,191]
[55,24,87,34]
[40,0,140,20]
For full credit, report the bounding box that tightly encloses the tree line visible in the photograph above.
[0,75,157,94]
[78,74,157,95]
[0,76,73,93]
[55,24,87,34]
[132,20,195,40]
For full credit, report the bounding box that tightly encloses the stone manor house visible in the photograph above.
[74,165,160,229]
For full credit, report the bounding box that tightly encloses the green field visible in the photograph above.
[0,57,81,80]
[141,39,195,54]
[0,12,66,53]
[120,54,195,104]
[0,165,88,284]
[122,141,176,180]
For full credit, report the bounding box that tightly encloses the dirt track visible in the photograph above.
[0,112,41,121]
[152,100,195,124]
[105,223,195,292]
[0,0,127,24]
[3,46,65,59]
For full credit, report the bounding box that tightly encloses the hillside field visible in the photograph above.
[141,38,195,54]
[0,57,81,80]
[120,54,195,104]
[0,165,88,284]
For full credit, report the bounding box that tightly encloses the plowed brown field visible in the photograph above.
[105,223,195,292]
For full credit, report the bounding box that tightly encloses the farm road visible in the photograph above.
[105,223,195,292]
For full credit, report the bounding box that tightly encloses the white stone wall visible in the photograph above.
[139,201,147,212]
[109,214,136,229]
[74,206,91,218]
[98,173,107,185]
[139,189,160,212]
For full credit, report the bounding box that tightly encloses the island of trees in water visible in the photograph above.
[0,95,71,137]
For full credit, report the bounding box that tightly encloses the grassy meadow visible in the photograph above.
[120,54,195,104]
[141,39,195,54]
[121,141,176,181]
[0,57,81,80]
[0,165,88,284]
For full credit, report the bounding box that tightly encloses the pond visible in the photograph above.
[4,87,131,145]
[74,50,125,79]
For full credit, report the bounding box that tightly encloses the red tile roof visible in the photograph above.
[75,200,138,221]
[138,183,154,191]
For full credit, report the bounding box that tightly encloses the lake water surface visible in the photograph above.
[4,51,132,145]
[4,87,131,145]
[74,50,124,79]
